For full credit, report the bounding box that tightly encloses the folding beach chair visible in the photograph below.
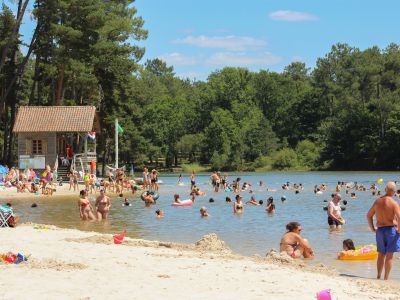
[0,205,13,227]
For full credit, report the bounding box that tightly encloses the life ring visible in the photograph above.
[140,191,159,201]
[338,245,378,260]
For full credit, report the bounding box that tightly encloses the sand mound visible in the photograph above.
[265,250,295,264]
[195,233,231,253]
[27,258,88,271]
[65,232,232,255]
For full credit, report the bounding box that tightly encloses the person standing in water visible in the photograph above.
[95,189,111,220]
[178,174,182,185]
[78,190,95,221]
[367,182,400,280]
[327,194,344,230]
[190,171,196,190]
[233,195,244,213]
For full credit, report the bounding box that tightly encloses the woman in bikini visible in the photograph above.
[280,222,314,259]
[95,189,111,220]
[233,194,244,213]
[78,190,95,220]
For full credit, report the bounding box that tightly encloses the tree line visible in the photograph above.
[1,1,400,171]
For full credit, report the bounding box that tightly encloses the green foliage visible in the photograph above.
[295,140,321,169]
[181,163,208,173]
[3,3,400,171]
[271,148,299,170]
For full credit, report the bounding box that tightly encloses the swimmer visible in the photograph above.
[155,209,164,218]
[281,196,287,202]
[174,194,181,203]
[191,185,206,196]
[266,197,275,213]
[350,192,357,199]
[336,181,342,192]
[225,196,232,203]
[200,206,209,217]
[233,195,243,213]
[280,222,314,259]
[123,198,131,206]
[143,191,155,205]
[246,195,259,206]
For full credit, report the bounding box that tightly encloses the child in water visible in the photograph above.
[342,239,356,251]
[338,239,357,258]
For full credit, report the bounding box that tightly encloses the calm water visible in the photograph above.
[2,172,400,281]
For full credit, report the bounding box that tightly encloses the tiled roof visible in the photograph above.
[13,106,97,133]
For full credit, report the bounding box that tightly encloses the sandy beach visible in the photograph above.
[0,184,122,200]
[0,225,399,300]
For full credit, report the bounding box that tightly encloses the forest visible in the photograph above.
[1,1,400,171]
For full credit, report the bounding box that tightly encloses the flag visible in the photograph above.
[117,124,124,134]
[88,132,96,141]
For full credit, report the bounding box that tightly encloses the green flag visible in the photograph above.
[117,124,124,134]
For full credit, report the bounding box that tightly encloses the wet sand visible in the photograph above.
[0,224,399,299]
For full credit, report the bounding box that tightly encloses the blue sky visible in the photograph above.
[8,0,400,80]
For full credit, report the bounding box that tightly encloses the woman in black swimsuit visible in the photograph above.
[233,194,243,213]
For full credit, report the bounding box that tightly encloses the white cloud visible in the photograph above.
[269,10,319,22]
[206,52,282,66]
[157,52,197,66]
[177,72,201,81]
[174,35,267,51]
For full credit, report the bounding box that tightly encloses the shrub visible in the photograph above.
[272,148,299,170]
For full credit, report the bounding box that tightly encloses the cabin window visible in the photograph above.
[32,140,43,154]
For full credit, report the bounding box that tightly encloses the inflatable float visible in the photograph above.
[140,191,159,201]
[171,199,193,207]
[338,245,378,260]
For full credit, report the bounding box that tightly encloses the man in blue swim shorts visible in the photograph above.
[367,182,400,280]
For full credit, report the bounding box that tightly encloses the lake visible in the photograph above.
[3,171,400,281]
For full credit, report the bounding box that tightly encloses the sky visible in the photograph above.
[8,0,400,81]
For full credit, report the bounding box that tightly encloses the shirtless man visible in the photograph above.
[367,182,400,280]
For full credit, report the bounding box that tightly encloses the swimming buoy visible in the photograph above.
[171,199,193,207]
[338,246,378,260]
[140,191,159,201]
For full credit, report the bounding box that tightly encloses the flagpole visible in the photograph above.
[115,118,118,169]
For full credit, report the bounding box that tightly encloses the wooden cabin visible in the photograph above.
[13,106,100,173]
